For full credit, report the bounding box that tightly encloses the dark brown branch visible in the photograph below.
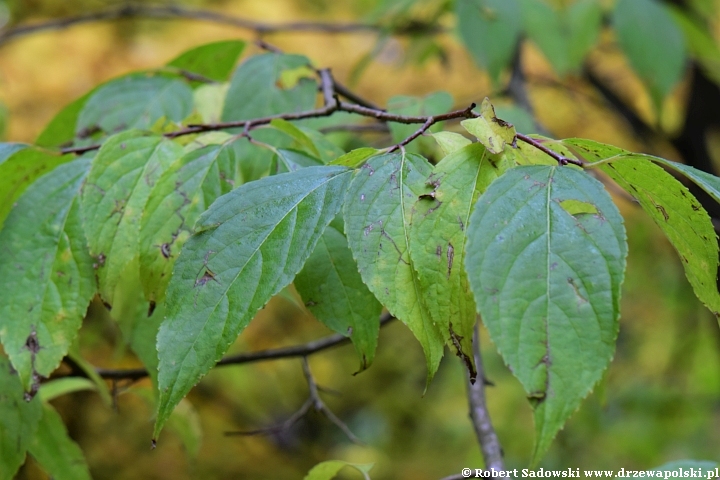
[0,4,387,47]
[59,59,576,167]
[83,313,394,381]
[467,322,506,474]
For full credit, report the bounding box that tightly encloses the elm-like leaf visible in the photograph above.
[0,145,73,228]
[295,222,382,371]
[28,404,91,480]
[344,152,446,382]
[167,40,245,83]
[222,53,317,121]
[613,0,686,111]
[465,165,627,463]
[410,143,513,377]
[81,131,183,304]
[456,0,522,83]
[0,159,95,389]
[565,138,720,316]
[0,356,42,480]
[155,166,352,438]
[140,142,241,303]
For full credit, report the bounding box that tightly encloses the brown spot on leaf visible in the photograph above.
[195,268,219,287]
[447,242,454,277]
[148,301,156,317]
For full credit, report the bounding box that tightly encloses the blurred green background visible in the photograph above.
[2,0,719,478]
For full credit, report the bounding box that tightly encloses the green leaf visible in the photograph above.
[0,145,73,228]
[344,152,445,383]
[270,119,321,158]
[456,0,522,83]
[77,74,194,136]
[165,398,203,458]
[38,378,96,402]
[304,460,374,480]
[0,159,95,390]
[140,141,241,304]
[387,92,453,154]
[295,222,382,371]
[329,148,379,167]
[0,356,42,480]
[465,165,627,463]
[155,166,352,438]
[66,348,112,407]
[193,83,229,124]
[565,139,720,316]
[275,148,324,173]
[82,131,183,304]
[167,40,245,82]
[613,0,686,111]
[461,98,517,154]
[430,132,472,156]
[28,404,91,480]
[520,0,602,75]
[410,143,513,376]
[668,6,720,84]
[35,93,91,147]
[222,53,318,121]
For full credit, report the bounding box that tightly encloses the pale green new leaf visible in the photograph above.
[344,152,445,382]
[167,40,245,82]
[565,139,720,316]
[0,356,42,480]
[461,98,517,154]
[155,166,352,438]
[77,74,194,135]
[295,222,382,371]
[38,377,96,402]
[613,0,686,111]
[465,166,627,463]
[82,131,183,304]
[222,53,317,121]
[29,404,91,480]
[0,145,73,228]
[270,119,321,158]
[329,148,378,168]
[456,0,522,83]
[304,460,374,480]
[0,159,95,389]
[140,141,241,303]
[430,131,472,156]
[410,143,513,377]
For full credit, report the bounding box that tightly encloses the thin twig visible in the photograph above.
[0,4,383,47]
[57,54,577,167]
[78,313,395,381]
[467,322,506,474]
[224,358,364,443]
[224,398,313,437]
[302,357,364,444]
